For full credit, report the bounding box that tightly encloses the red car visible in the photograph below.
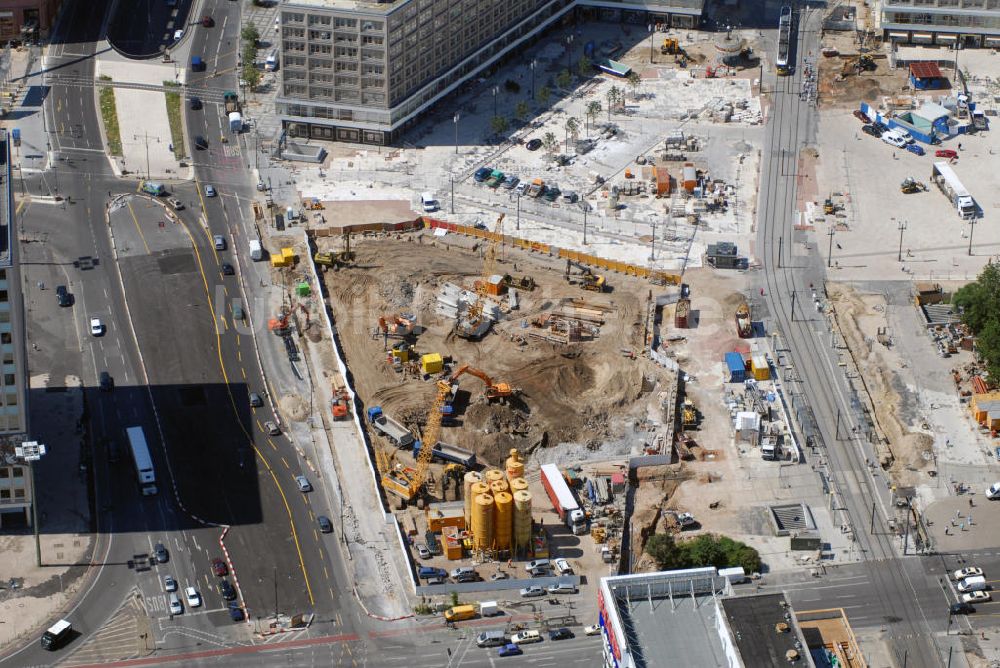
[853,110,870,123]
[935,149,958,159]
[211,557,228,577]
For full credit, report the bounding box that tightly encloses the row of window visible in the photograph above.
[887,0,999,6]
[887,10,1000,26]
[285,13,385,32]
[283,84,387,105]
[282,102,390,125]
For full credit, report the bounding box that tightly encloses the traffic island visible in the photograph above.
[98,78,122,157]
[162,82,186,160]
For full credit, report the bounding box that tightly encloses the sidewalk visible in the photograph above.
[1,46,52,176]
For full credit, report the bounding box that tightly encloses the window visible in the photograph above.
[3,374,13,386]
[335,17,357,29]
[335,46,357,57]
[308,15,331,26]
[285,41,305,52]
[309,30,332,41]
[12,467,22,478]
[1,333,10,344]
[309,44,332,55]
[284,27,305,38]
[0,468,8,478]
[362,36,383,46]
[13,488,23,499]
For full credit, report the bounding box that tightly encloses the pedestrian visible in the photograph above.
[447,648,452,657]
[970,498,974,508]
[759,288,764,296]
[959,142,963,151]
[892,152,896,159]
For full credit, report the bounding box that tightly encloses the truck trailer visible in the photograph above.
[539,464,587,535]
[931,161,976,219]
[412,440,476,468]
[366,407,414,448]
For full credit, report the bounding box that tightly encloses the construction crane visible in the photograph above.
[449,363,516,401]
[380,380,452,505]
[565,259,607,292]
[459,214,504,338]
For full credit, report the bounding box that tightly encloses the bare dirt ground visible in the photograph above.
[817,31,909,109]
[319,229,667,472]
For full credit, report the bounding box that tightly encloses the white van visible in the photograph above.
[249,239,264,261]
[265,51,279,72]
[420,192,438,213]
[958,575,987,593]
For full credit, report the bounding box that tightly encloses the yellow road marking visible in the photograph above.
[15,199,26,215]
[241,367,247,380]
[324,566,329,580]
[125,200,151,254]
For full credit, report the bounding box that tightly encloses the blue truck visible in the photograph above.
[191,56,204,72]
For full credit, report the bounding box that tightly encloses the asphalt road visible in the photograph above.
[755,5,946,666]
[106,0,194,58]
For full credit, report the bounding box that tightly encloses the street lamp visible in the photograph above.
[530,60,537,99]
[565,35,574,73]
[492,86,499,120]
[516,192,521,231]
[968,216,977,256]
[453,112,460,154]
[897,219,907,262]
[16,441,47,567]
[648,24,655,63]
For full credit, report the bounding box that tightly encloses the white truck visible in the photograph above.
[540,463,587,535]
[958,575,987,593]
[931,161,976,219]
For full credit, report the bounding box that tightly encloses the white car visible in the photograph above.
[173,29,184,42]
[416,544,431,559]
[90,317,104,336]
[554,558,574,575]
[963,590,991,603]
[510,630,542,644]
[519,585,545,598]
[881,132,907,148]
[894,128,914,143]
[163,575,177,592]
[514,182,529,196]
[525,559,549,571]
[168,593,182,615]
[987,482,1000,499]
[205,184,216,197]
[584,624,601,636]
[184,586,201,608]
[954,567,984,581]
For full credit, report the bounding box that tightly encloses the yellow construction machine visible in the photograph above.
[565,259,607,292]
[378,380,451,506]
[900,177,927,194]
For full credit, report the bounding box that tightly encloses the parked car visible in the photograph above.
[205,184,217,197]
[318,516,333,533]
[56,285,72,307]
[950,601,975,615]
[228,602,245,621]
[490,571,509,581]
[295,475,312,492]
[881,132,907,148]
[418,566,447,579]
[498,643,523,657]
[526,138,543,151]
[90,317,104,336]
[168,593,183,615]
[894,128,915,143]
[528,566,549,578]
[514,181,529,196]
[853,110,870,123]
[211,557,228,576]
[167,196,185,209]
[548,628,574,641]
[584,624,602,636]
[520,586,545,598]
[163,575,177,592]
[501,175,519,190]
[154,542,169,563]
[547,582,578,595]
[473,167,492,183]
[416,544,431,559]
[963,591,991,603]
[954,567,984,580]
[861,124,881,138]
[986,482,1000,499]
[936,149,958,159]
[525,559,550,571]
[219,579,236,601]
[554,558,574,575]
[184,586,201,608]
[873,121,890,134]
[906,143,925,156]
[426,576,446,585]
[510,630,542,644]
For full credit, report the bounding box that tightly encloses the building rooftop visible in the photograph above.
[284,0,406,12]
[909,61,943,79]
[720,594,809,666]
[620,593,729,667]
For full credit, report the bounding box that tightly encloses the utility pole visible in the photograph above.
[827,227,835,268]
[516,193,521,231]
[450,176,455,214]
[583,208,588,245]
[648,24,655,63]
[968,216,977,255]
[870,500,876,534]
[897,219,907,261]
[648,219,656,261]
[902,497,912,555]
[453,112,460,155]
[273,566,278,621]
[777,235,782,268]
[790,290,796,322]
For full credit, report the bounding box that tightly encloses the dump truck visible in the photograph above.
[413,440,476,469]
[223,91,240,114]
[366,406,414,448]
[527,178,545,198]
[540,463,587,535]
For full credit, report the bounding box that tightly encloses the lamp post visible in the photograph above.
[648,219,656,261]
[565,35,574,73]
[516,192,521,231]
[583,208,588,245]
[492,86,499,120]
[453,112,460,154]
[827,227,835,268]
[897,219,907,262]
[17,441,46,567]
[648,24,655,63]
[530,60,537,99]
[968,216,977,255]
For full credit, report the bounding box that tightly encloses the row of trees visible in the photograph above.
[954,262,1000,381]
[645,532,762,574]
[240,24,263,92]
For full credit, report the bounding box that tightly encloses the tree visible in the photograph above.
[645,533,686,570]
[645,532,762,573]
[490,115,509,136]
[537,85,551,106]
[241,24,260,46]
[242,63,261,91]
[515,100,530,122]
[626,71,642,100]
[576,55,592,77]
[556,69,572,90]
[955,262,1000,380]
[585,101,601,136]
[606,86,622,121]
[542,131,558,155]
[564,116,580,150]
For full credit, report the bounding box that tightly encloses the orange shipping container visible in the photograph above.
[655,167,671,196]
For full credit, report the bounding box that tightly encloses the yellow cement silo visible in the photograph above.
[471,481,491,498]
[505,449,525,481]
[472,493,495,552]
[490,479,509,496]
[509,477,529,494]
[513,490,532,552]
[463,471,483,523]
[484,468,505,486]
[494,491,513,551]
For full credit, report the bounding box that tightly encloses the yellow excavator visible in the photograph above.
[565,259,607,292]
[449,364,516,402]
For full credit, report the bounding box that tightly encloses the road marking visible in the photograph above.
[241,366,247,380]
[125,200,152,254]
[324,566,330,580]
[281,456,290,469]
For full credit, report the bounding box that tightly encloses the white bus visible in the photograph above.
[126,426,158,496]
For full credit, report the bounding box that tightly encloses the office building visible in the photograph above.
[0,0,59,42]
[881,0,1000,48]
[276,0,705,145]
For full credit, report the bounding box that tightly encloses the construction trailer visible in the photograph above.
[931,161,976,220]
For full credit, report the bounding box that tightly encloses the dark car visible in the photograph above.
[219,579,236,601]
[228,602,245,622]
[861,124,880,138]
[528,566,549,578]
[526,138,543,151]
[195,135,208,150]
[221,262,235,276]
[189,97,202,111]
[211,557,228,576]
[548,628,574,641]
[906,143,925,156]
[498,643,523,657]
[853,109,870,123]
[473,167,492,183]
[99,371,114,392]
[418,566,448,580]
[950,602,975,615]
[154,543,169,563]
[317,515,333,533]
[873,121,889,134]
[56,285,72,307]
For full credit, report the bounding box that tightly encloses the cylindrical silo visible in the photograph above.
[472,493,495,552]
[494,491,513,551]
[490,479,509,496]
[463,471,483,523]
[509,477,529,494]
[505,449,524,481]
[513,490,532,553]
[484,468,505,486]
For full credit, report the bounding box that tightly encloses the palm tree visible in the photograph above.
[556,69,572,90]
[585,101,601,136]
[490,115,509,136]
[606,86,622,121]
[576,55,592,77]
[542,131,558,155]
[515,100,530,123]
[626,71,642,100]
[538,85,552,106]
[564,116,580,150]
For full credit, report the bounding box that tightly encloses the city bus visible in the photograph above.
[126,426,158,496]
